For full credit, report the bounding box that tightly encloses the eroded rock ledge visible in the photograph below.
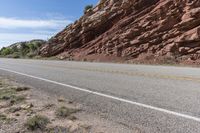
[39,0,200,64]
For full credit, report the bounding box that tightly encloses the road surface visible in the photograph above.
[0,58,200,132]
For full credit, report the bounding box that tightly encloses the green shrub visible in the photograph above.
[12,45,19,52]
[0,87,25,105]
[84,5,93,14]
[14,86,30,92]
[12,52,20,58]
[25,115,49,131]
[0,88,16,100]
[55,106,79,118]
[6,52,20,58]
[9,95,25,105]
[19,43,29,56]
[47,126,69,133]
[28,43,36,52]
[0,114,7,121]
[27,52,37,58]
[0,114,16,124]
[1,48,13,56]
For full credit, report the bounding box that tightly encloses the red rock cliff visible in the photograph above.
[39,0,200,64]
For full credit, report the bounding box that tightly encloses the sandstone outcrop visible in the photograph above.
[39,0,200,64]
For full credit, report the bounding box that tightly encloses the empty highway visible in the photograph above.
[0,58,200,132]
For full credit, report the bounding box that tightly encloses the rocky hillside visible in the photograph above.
[39,0,200,64]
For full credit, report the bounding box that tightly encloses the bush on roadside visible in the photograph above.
[25,115,49,131]
[55,106,79,118]
[0,87,26,105]
[14,86,30,92]
[0,114,16,124]
[27,52,37,58]
[0,114,7,121]
[6,52,20,58]
[12,52,20,58]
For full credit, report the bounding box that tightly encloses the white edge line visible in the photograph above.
[0,67,200,123]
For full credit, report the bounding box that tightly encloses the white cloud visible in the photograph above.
[0,17,72,29]
[0,33,50,40]
[0,17,73,48]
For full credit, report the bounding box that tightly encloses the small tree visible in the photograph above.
[12,45,19,52]
[19,43,29,56]
[0,47,5,55]
[28,43,36,52]
[1,48,13,56]
[84,5,93,14]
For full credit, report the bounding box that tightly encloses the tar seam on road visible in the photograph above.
[0,67,200,123]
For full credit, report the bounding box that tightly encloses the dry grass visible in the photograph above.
[0,86,30,106]
[55,106,80,118]
[0,78,96,133]
[0,114,16,124]
[25,115,49,131]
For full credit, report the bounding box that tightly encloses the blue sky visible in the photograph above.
[0,0,98,48]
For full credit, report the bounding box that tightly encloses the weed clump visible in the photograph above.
[55,106,79,118]
[25,115,49,131]
[14,86,30,92]
[9,95,25,105]
[0,114,7,121]
[0,87,26,105]
[7,107,22,113]
[0,114,16,124]
[0,88,16,100]
[47,126,69,133]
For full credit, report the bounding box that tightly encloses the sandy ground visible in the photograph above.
[0,77,134,133]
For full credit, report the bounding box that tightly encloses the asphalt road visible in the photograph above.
[0,58,200,133]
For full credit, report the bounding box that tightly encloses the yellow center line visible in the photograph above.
[2,61,200,83]
[45,64,200,83]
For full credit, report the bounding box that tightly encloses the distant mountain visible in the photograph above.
[39,0,200,65]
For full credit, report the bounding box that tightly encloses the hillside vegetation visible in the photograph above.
[0,40,45,58]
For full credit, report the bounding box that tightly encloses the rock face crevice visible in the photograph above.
[40,0,200,64]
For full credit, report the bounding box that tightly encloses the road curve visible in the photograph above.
[0,58,200,133]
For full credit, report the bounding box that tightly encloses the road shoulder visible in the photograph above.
[0,76,132,133]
